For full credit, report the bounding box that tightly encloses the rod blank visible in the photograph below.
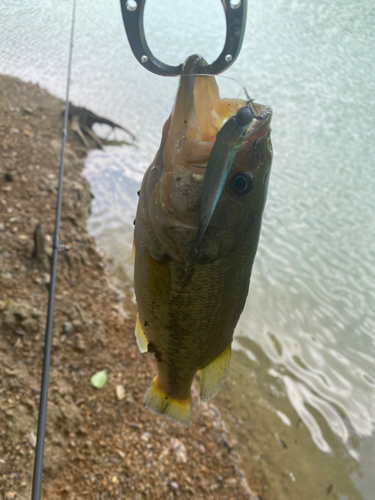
[31,1,77,498]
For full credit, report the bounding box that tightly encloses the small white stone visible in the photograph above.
[116,384,126,401]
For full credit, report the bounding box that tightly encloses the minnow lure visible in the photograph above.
[186,105,255,268]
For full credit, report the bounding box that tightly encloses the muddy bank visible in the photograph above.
[0,74,261,500]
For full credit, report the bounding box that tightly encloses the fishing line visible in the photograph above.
[181,72,245,89]
[31,0,77,499]
[181,73,258,104]
[82,13,131,51]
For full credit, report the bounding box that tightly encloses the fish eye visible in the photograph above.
[230,172,254,196]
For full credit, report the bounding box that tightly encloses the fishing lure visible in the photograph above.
[186,104,255,268]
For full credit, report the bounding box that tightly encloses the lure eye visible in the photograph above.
[230,172,254,196]
[236,106,254,127]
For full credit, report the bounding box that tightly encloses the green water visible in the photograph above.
[1,0,374,498]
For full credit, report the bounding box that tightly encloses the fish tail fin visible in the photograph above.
[144,376,192,427]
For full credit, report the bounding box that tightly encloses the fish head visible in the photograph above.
[146,54,272,262]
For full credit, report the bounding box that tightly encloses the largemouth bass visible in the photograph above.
[134,54,273,426]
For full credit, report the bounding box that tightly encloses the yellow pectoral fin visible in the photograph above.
[135,314,148,353]
[132,239,136,261]
[199,345,231,402]
[144,377,192,427]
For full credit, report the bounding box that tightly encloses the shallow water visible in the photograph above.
[1,0,374,498]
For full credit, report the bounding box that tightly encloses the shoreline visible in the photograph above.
[0,74,259,500]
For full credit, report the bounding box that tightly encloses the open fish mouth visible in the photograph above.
[151,54,272,232]
[186,72,272,147]
[163,54,272,172]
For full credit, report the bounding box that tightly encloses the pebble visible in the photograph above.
[0,301,6,311]
[63,322,73,335]
[227,439,238,449]
[32,309,41,318]
[192,440,206,454]
[14,306,28,319]
[0,222,4,231]
[5,493,17,500]
[116,384,126,401]
[72,319,83,330]
[27,432,36,447]
[125,393,134,404]
[42,273,50,284]
[141,432,151,442]
[169,481,179,491]
[170,437,187,464]
[129,422,142,429]
[4,172,13,182]
[74,339,86,352]
[52,356,61,367]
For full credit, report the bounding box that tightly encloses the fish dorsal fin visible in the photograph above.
[199,345,231,401]
[135,314,148,353]
[144,376,192,427]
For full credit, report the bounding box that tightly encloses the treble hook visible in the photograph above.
[243,87,263,120]
[120,0,247,76]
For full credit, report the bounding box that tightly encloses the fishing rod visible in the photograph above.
[31,0,76,498]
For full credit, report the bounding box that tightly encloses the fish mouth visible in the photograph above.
[163,54,271,172]
[241,102,272,146]
[153,54,271,232]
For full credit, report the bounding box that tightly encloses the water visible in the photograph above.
[1,0,374,498]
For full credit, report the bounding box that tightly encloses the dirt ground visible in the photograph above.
[0,74,263,500]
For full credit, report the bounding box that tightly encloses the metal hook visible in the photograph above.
[120,0,247,76]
